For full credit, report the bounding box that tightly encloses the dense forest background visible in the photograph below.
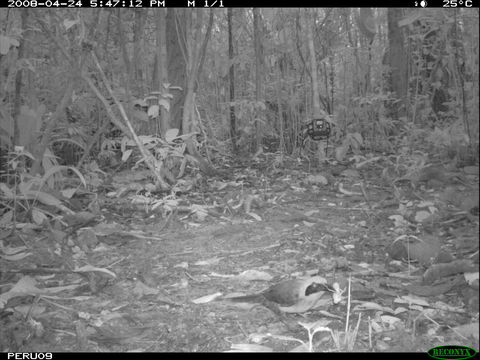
[0,8,478,182]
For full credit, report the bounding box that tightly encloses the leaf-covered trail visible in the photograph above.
[2,161,478,352]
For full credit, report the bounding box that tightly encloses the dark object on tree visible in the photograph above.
[305,118,331,141]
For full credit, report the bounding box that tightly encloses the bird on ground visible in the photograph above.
[226,276,335,313]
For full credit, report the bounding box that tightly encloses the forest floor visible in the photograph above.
[1,155,479,352]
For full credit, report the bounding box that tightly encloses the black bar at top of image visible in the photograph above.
[100,0,476,7]
[2,0,478,7]
[154,0,475,6]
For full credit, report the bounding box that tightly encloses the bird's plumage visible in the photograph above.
[227,276,333,313]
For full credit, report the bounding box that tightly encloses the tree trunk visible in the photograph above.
[178,10,216,175]
[306,10,321,117]
[12,10,29,148]
[166,8,186,131]
[275,64,284,154]
[182,9,203,134]
[153,9,170,137]
[227,8,237,153]
[133,9,145,95]
[387,8,407,116]
[253,8,264,153]
[305,9,325,164]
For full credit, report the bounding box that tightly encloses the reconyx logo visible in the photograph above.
[428,345,477,360]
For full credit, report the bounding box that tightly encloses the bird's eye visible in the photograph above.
[306,282,335,295]
[305,282,331,295]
